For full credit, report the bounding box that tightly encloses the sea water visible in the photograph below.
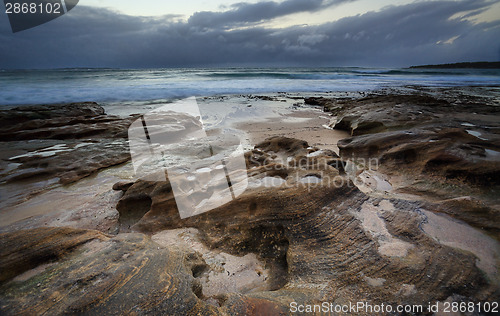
[0,67,499,107]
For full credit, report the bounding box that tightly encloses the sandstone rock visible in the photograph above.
[334,94,500,237]
[110,137,498,311]
[0,227,107,283]
[318,93,500,136]
[0,102,137,210]
[304,97,334,107]
[0,136,498,314]
[115,136,343,234]
[1,89,499,315]
[2,134,497,314]
[304,91,500,239]
[0,228,219,315]
[0,102,136,181]
[329,94,450,135]
[0,188,122,235]
[0,102,135,141]
[112,181,135,192]
[3,139,131,185]
[339,128,500,185]
[0,102,105,129]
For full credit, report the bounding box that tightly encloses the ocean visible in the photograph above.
[0,67,499,107]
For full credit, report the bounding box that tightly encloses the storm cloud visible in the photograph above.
[0,0,498,68]
[188,0,353,29]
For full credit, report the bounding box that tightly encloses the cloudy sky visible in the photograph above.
[0,0,499,68]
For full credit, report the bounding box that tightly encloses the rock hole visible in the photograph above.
[232,224,289,291]
[327,159,346,175]
[116,195,152,233]
[185,252,209,299]
[191,263,209,278]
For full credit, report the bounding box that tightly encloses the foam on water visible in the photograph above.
[1,67,499,107]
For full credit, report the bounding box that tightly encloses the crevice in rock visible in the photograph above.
[327,159,346,174]
[116,195,152,233]
[191,262,209,278]
[192,279,204,299]
[183,252,210,299]
[221,224,290,291]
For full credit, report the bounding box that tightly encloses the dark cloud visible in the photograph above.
[0,0,498,68]
[188,0,353,29]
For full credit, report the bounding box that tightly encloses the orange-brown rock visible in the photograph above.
[108,137,499,312]
[1,90,499,315]
[333,93,500,238]
[1,135,497,314]
[0,227,219,315]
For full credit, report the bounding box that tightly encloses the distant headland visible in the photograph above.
[410,61,500,69]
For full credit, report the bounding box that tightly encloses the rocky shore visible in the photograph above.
[0,88,499,315]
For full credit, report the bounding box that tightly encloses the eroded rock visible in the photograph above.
[333,93,500,237]
[0,227,219,315]
[0,102,137,210]
[1,99,499,314]
[107,136,499,311]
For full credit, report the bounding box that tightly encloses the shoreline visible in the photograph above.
[0,93,351,228]
[1,86,499,227]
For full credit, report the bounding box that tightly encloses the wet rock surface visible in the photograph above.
[0,227,218,315]
[0,102,137,209]
[1,90,499,315]
[1,135,498,314]
[0,102,134,141]
[328,92,500,238]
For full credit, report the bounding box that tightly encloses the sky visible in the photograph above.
[0,0,499,68]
